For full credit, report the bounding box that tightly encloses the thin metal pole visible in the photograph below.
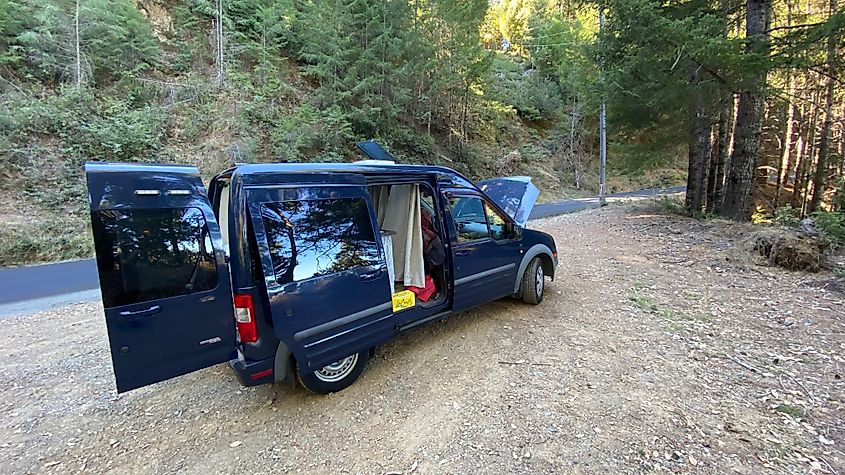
[598,0,607,205]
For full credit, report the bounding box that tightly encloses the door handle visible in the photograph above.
[359,269,384,281]
[117,305,162,322]
[455,249,471,257]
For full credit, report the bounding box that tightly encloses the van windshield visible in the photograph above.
[259,198,381,285]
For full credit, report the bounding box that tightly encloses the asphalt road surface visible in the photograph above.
[0,185,684,315]
[528,185,686,219]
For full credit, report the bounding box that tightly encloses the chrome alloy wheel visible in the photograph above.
[314,354,359,383]
[535,265,544,297]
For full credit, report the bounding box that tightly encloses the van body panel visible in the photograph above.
[85,162,237,393]
[84,159,559,393]
[245,179,394,372]
[476,176,540,227]
[443,190,522,311]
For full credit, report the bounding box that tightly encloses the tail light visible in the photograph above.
[233,294,257,343]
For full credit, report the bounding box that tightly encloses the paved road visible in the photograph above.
[0,185,684,316]
[529,185,686,219]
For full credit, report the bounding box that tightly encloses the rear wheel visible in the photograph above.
[296,350,369,394]
[520,257,544,305]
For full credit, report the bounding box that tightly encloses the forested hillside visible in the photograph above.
[0,0,842,264]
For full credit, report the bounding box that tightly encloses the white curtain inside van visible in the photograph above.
[372,184,424,288]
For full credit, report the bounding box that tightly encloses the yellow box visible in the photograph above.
[391,290,416,312]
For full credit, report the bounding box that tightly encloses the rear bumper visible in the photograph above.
[229,354,275,387]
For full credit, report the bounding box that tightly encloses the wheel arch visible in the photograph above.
[513,243,556,295]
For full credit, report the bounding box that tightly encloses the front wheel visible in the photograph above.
[297,350,369,394]
[520,257,545,305]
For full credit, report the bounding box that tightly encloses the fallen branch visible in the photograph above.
[819,456,839,475]
[498,361,553,366]
[785,372,816,405]
[726,354,761,373]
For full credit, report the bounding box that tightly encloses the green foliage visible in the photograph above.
[4,87,164,162]
[811,211,845,244]
[774,205,800,227]
[288,0,491,141]
[270,104,354,162]
[601,0,739,156]
[654,196,686,215]
[6,0,159,85]
[0,219,91,265]
[775,403,804,419]
[832,177,845,212]
[2,86,165,210]
[485,55,562,121]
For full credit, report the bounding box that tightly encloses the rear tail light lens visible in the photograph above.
[233,294,257,343]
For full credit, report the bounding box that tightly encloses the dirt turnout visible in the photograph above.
[1,204,843,474]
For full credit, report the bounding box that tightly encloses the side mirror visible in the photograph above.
[506,222,521,240]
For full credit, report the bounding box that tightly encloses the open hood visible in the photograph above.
[477,176,539,227]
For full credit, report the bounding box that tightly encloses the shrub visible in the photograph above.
[774,204,800,227]
[0,220,92,265]
[270,104,354,162]
[2,88,166,211]
[655,196,685,215]
[485,55,563,121]
[832,177,845,212]
[812,210,845,244]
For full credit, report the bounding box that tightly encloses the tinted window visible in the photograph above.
[485,202,510,240]
[260,198,381,285]
[449,196,489,242]
[92,207,218,308]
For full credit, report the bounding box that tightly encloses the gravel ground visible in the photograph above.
[1,204,843,474]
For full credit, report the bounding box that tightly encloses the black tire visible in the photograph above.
[520,257,544,305]
[296,350,369,395]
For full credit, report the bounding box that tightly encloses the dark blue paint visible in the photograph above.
[245,183,394,372]
[477,176,540,227]
[444,191,522,311]
[83,159,559,392]
[85,163,238,393]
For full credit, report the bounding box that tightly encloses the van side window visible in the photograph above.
[91,207,219,308]
[260,198,381,285]
[484,202,510,240]
[449,196,489,242]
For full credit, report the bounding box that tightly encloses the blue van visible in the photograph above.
[85,141,557,395]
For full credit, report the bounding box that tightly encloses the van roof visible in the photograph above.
[232,162,478,190]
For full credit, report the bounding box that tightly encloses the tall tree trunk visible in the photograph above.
[796,87,821,215]
[838,103,845,177]
[719,0,771,220]
[774,0,795,208]
[808,0,837,213]
[74,0,82,87]
[214,0,225,88]
[569,96,582,189]
[707,0,733,213]
[775,92,796,208]
[791,134,805,208]
[713,94,737,210]
[792,96,811,207]
[686,70,711,213]
[706,120,719,210]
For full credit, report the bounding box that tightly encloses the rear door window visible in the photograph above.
[259,198,381,285]
[91,207,219,308]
